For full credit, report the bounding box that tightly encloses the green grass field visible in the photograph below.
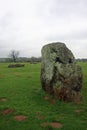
[0,62,87,130]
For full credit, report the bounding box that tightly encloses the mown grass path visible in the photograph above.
[0,62,87,130]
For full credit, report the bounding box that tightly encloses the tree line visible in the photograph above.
[0,50,41,63]
[0,57,42,63]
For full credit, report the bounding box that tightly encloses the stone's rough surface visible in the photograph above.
[41,42,82,102]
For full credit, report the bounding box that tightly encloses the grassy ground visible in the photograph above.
[0,62,87,130]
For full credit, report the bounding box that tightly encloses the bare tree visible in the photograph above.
[9,50,19,62]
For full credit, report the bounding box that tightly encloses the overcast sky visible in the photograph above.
[0,0,87,58]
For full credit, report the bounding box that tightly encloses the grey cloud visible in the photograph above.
[0,0,87,58]
[37,0,87,25]
[46,29,87,41]
[0,13,14,31]
[51,0,87,17]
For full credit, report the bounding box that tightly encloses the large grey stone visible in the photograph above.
[41,42,82,102]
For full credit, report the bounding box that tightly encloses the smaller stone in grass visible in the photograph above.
[8,64,25,68]
[1,109,14,115]
[14,115,27,121]
[0,97,8,102]
[41,122,62,128]
[75,109,83,116]
[49,99,55,105]
[44,96,49,100]
[50,122,62,128]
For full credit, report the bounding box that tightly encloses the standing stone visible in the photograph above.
[41,42,82,102]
